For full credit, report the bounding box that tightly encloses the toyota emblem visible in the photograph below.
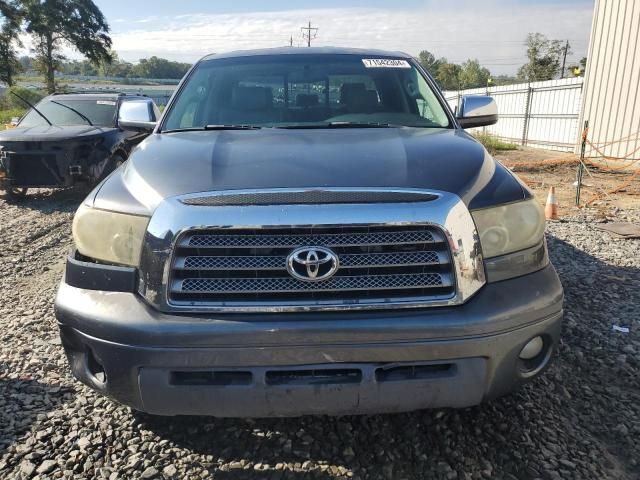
[286,246,339,282]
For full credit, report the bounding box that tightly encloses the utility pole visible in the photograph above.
[560,40,570,79]
[301,21,318,47]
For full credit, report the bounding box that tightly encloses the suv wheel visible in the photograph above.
[4,187,28,200]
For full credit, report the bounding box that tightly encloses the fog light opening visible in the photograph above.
[518,335,552,377]
[520,336,544,360]
[86,349,107,384]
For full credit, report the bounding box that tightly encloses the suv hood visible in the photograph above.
[94,128,526,215]
[0,125,117,142]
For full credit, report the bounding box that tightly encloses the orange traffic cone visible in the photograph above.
[545,186,558,220]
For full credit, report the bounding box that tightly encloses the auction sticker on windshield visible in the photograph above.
[362,59,411,68]
[97,100,116,105]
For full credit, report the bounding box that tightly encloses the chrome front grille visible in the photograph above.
[168,225,456,308]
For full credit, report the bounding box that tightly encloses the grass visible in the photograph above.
[0,108,26,125]
[474,133,518,155]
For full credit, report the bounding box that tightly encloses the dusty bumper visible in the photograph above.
[55,266,563,417]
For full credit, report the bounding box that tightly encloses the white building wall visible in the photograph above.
[580,0,640,159]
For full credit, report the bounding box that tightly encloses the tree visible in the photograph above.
[417,50,445,75]
[0,0,22,86]
[130,56,191,79]
[435,62,461,90]
[459,59,491,88]
[18,55,32,71]
[98,49,132,77]
[517,33,565,82]
[22,0,112,93]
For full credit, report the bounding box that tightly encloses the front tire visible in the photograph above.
[3,187,28,200]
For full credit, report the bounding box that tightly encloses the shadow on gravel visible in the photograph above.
[1,187,88,214]
[0,373,73,456]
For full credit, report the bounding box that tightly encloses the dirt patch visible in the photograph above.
[494,147,640,216]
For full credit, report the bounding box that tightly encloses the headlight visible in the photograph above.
[472,199,545,258]
[472,199,548,282]
[72,204,149,267]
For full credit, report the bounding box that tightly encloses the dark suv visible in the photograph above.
[55,48,563,417]
[0,92,159,199]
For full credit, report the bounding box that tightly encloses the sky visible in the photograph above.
[82,0,594,75]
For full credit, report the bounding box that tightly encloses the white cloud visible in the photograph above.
[22,2,595,75]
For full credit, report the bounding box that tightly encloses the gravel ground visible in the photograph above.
[0,189,639,480]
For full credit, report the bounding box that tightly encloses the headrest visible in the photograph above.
[296,93,319,107]
[231,86,273,111]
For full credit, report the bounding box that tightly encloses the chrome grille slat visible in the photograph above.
[176,251,445,271]
[181,189,439,206]
[174,273,451,294]
[183,230,439,248]
[168,224,456,307]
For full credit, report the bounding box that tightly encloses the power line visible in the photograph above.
[301,21,318,47]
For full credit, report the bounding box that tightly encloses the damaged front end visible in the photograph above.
[0,129,119,190]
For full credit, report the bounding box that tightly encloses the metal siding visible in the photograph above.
[444,78,583,152]
[580,0,640,159]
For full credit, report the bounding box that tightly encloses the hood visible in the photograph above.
[93,128,527,215]
[0,124,117,142]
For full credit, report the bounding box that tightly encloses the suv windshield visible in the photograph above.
[19,98,117,127]
[163,54,451,130]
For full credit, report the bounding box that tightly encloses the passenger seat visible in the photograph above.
[218,86,277,124]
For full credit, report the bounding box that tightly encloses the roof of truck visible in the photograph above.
[201,46,412,62]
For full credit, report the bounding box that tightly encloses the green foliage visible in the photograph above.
[435,63,462,90]
[130,56,192,80]
[417,50,496,91]
[474,133,518,155]
[517,33,567,82]
[22,0,112,92]
[417,50,446,75]
[44,54,191,80]
[0,106,25,123]
[459,59,491,89]
[0,0,23,86]
[1,86,45,109]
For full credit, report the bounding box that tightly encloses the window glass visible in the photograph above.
[19,99,117,127]
[163,54,451,130]
[119,100,153,122]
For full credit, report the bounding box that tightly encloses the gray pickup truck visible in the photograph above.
[55,47,563,417]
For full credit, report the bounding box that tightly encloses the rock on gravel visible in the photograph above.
[0,190,639,479]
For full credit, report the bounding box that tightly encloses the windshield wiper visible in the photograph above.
[204,124,262,130]
[328,121,399,128]
[11,91,52,126]
[50,100,93,126]
[161,125,263,133]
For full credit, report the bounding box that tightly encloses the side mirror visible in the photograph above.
[118,100,157,132]
[457,96,498,129]
[119,119,156,132]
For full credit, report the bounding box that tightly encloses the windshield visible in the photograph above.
[19,98,117,127]
[162,54,451,130]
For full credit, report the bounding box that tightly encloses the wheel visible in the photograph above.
[3,187,28,200]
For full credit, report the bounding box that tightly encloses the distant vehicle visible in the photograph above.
[0,92,159,199]
[56,47,563,417]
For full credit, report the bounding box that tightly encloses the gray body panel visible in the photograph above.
[92,128,527,214]
[55,265,563,417]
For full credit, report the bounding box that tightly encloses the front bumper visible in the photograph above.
[55,265,563,417]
